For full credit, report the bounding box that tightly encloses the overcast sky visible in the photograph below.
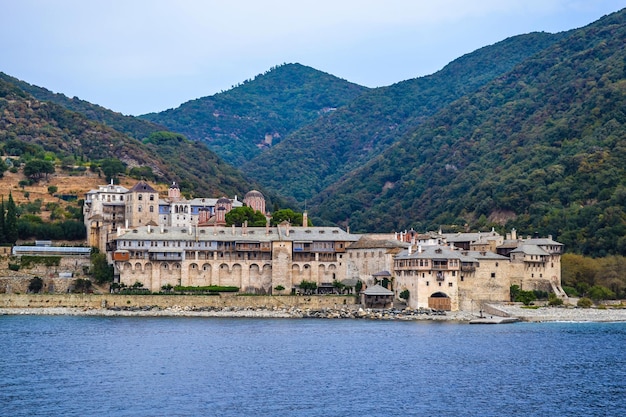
[1,1,624,115]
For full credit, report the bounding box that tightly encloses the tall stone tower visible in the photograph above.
[215,197,232,226]
[126,181,159,228]
[168,182,181,202]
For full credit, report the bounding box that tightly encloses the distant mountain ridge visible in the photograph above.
[243,32,566,202]
[140,63,369,166]
[309,8,626,256]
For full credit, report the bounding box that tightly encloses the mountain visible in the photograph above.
[309,9,626,257]
[242,32,566,202]
[0,72,166,141]
[0,77,259,200]
[139,63,369,165]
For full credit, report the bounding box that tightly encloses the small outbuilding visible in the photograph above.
[361,284,394,309]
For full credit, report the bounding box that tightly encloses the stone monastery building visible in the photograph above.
[84,181,263,252]
[85,181,564,311]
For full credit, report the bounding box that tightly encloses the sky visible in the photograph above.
[1,0,625,116]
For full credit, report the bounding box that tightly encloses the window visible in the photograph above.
[149,195,154,201]
[426,281,429,286]
[138,195,143,201]
[448,282,453,287]
[491,272,496,278]
[149,206,154,213]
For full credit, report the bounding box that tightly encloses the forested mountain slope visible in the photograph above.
[140,63,369,166]
[0,77,257,199]
[311,9,626,256]
[243,32,565,202]
[0,72,167,141]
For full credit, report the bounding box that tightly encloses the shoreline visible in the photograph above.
[2,304,626,322]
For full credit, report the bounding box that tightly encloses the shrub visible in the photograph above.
[274,285,285,291]
[28,276,44,293]
[577,297,593,308]
[562,286,579,297]
[587,285,615,301]
[8,263,20,271]
[400,289,410,301]
[515,290,537,306]
[548,293,563,306]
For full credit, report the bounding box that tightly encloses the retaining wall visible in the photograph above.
[0,293,358,310]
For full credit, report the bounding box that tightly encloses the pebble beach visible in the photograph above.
[2,303,626,322]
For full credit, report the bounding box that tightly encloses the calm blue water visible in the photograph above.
[1,316,625,417]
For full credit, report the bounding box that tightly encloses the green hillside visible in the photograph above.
[0,72,166,141]
[310,9,626,257]
[0,77,259,200]
[139,63,369,165]
[243,32,565,202]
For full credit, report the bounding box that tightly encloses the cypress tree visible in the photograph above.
[0,197,5,244]
[5,192,18,244]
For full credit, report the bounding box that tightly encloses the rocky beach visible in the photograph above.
[2,303,626,322]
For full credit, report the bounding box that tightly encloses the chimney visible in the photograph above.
[408,245,412,255]
[160,225,164,233]
[148,224,151,234]
[302,211,308,227]
[243,220,248,236]
[232,224,236,235]
[511,228,517,240]
[418,245,422,254]
[266,217,270,235]
[125,219,129,229]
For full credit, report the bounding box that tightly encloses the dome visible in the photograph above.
[216,196,231,205]
[169,181,179,189]
[244,190,264,199]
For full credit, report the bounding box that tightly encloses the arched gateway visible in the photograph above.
[428,292,451,311]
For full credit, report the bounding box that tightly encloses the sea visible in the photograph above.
[1,316,625,417]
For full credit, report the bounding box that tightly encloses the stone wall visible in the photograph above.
[0,293,358,310]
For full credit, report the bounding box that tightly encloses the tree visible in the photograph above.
[47,185,58,195]
[515,290,537,306]
[332,279,345,293]
[5,193,18,244]
[298,279,317,294]
[400,289,410,301]
[28,276,44,293]
[90,248,114,284]
[225,206,267,227]
[0,158,7,178]
[271,209,308,226]
[23,159,55,181]
[0,197,5,244]
[100,158,126,182]
[72,278,92,294]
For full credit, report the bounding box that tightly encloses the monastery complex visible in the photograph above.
[83,181,565,311]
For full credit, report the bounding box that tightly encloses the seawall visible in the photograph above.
[0,293,358,310]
